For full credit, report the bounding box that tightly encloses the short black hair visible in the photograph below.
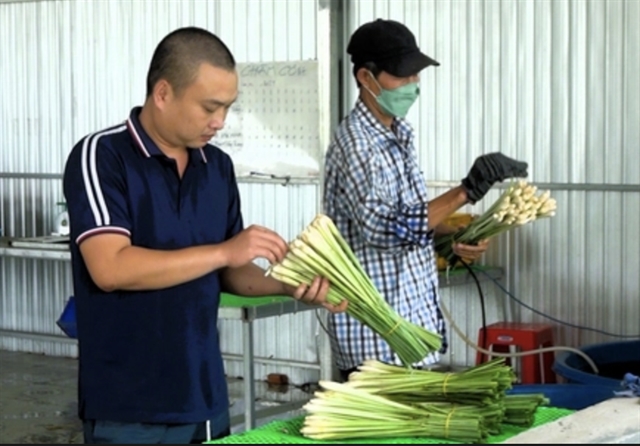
[353,61,382,88]
[145,27,236,98]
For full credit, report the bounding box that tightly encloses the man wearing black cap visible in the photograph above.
[323,19,529,380]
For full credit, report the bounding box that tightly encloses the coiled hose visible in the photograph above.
[439,299,599,374]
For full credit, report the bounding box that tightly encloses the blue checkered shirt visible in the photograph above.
[323,98,447,371]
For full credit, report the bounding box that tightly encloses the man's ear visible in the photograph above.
[151,79,173,110]
[356,67,375,91]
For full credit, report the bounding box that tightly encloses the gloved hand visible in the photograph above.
[462,153,529,203]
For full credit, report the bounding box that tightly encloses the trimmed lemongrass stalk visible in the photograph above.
[435,180,558,266]
[266,214,442,366]
[301,380,488,443]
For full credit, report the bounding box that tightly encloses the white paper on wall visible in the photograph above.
[213,60,321,180]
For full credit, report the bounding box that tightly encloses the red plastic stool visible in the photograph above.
[475,322,557,384]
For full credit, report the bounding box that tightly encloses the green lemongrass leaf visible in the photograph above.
[301,428,427,441]
[303,403,408,421]
[318,380,425,413]
[302,418,418,431]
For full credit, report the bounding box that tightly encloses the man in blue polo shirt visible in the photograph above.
[63,27,346,444]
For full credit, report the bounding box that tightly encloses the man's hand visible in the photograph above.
[452,239,490,264]
[462,153,528,203]
[283,276,348,314]
[221,225,289,267]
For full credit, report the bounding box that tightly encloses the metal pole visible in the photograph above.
[221,353,321,370]
[0,329,77,345]
[242,319,255,430]
[316,0,344,384]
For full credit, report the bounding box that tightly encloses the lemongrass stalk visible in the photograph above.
[304,404,408,422]
[272,262,314,283]
[316,215,376,280]
[282,251,364,307]
[269,269,349,309]
[299,231,384,311]
[285,242,385,319]
[318,380,426,412]
[310,217,383,301]
[302,421,422,433]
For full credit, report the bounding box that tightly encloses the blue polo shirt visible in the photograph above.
[62,107,243,425]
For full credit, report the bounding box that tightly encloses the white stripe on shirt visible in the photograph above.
[81,125,127,227]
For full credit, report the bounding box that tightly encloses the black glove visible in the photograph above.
[462,153,528,203]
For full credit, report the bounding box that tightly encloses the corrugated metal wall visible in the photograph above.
[0,0,324,383]
[346,0,640,366]
[1,0,638,382]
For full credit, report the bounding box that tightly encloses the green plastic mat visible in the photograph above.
[205,407,573,444]
[220,293,290,308]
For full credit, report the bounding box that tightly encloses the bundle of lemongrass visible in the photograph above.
[435,180,557,266]
[301,380,489,443]
[416,402,505,435]
[503,394,550,426]
[301,360,551,443]
[266,214,442,366]
[346,358,516,406]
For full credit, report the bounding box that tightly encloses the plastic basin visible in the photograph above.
[552,340,640,388]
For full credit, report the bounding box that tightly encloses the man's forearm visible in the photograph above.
[220,263,288,297]
[81,241,229,292]
[427,185,469,230]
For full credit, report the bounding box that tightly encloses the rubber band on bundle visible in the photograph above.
[444,406,456,439]
[384,319,402,337]
[442,373,453,397]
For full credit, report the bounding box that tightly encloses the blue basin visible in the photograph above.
[553,340,640,388]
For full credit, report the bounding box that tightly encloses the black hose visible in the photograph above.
[459,259,488,355]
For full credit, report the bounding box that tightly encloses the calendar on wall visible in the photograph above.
[214,60,321,179]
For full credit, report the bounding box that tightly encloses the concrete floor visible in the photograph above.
[0,350,81,443]
[0,349,309,444]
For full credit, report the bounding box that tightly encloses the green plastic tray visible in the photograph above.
[205,407,573,444]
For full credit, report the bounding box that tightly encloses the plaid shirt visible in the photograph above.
[323,98,447,371]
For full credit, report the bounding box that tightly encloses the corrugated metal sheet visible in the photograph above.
[0,0,323,383]
[221,184,322,382]
[347,0,640,368]
[1,0,638,380]
[347,0,639,184]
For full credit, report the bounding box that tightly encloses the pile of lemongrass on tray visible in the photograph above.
[301,358,550,443]
[301,380,488,443]
[265,214,442,367]
[435,180,557,266]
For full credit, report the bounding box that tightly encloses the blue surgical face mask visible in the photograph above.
[365,71,420,118]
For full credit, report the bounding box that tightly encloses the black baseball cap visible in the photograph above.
[347,19,440,77]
